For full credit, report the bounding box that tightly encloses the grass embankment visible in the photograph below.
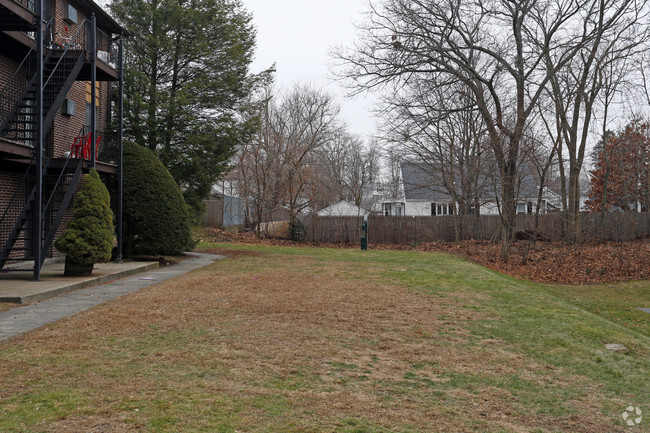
[0,243,648,432]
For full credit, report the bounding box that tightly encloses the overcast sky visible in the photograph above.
[241,0,377,139]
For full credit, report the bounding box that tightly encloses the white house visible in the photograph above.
[381,162,564,216]
[317,201,369,217]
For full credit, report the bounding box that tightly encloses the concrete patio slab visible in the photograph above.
[0,260,159,304]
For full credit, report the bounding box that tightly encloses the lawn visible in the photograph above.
[0,243,648,432]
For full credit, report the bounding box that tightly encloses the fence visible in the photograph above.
[305,213,650,244]
[200,200,224,226]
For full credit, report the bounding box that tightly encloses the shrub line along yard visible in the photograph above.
[0,239,647,432]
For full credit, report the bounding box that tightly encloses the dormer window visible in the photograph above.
[64,3,78,24]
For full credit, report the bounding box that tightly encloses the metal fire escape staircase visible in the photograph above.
[0,20,87,276]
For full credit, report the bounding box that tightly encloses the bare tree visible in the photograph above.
[541,0,649,241]
[380,81,488,240]
[334,0,604,259]
[313,128,356,207]
[271,85,340,226]
[238,84,284,237]
[382,146,406,201]
[344,139,381,207]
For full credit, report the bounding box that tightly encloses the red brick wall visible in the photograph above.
[0,56,24,101]
[0,171,28,261]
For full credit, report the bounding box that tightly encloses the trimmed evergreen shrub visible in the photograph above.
[55,169,114,266]
[289,219,306,242]
[119,141,193,256]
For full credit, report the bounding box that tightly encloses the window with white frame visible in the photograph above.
[516,203,527,214]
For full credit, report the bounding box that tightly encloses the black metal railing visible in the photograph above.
[44,19,88,88]
[96,27,119,70]
[0,159,36,262]
[0,19,89,147]
[0,20,42,134]
[9,0,36,12]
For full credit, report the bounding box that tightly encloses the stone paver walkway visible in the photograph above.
[0,252,222,342]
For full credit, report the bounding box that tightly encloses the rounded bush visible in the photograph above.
[118,141,193,256]
[55,169,114,266]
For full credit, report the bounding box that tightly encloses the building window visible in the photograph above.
[449,203,454,215]
[437,204,442,215]
[517,203,526,214]
[431,203,436,216]
[527,202,533,214]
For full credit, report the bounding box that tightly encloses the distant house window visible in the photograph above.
[516,203,526,214]
[449,203,454,215]
[437,204,442,215]
[527,202,533,214]
[431,203,436,216]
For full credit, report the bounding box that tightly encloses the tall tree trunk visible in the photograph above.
[146,0,160,151]
[567,165,582,243]
[500,160,517,261]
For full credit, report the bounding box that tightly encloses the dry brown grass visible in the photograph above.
[0,302,19,313]
[0,249,634,432]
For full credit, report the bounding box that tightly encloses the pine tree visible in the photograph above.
[110,0,266,213]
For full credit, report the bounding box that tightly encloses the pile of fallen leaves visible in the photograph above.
[411,239,650,285]
[199,227,649,285]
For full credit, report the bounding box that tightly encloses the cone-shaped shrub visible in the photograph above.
[118,141,193,256]
[55,169,114,266]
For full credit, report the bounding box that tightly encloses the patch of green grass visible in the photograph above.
[542,280,650,337]
[1,389,89,430]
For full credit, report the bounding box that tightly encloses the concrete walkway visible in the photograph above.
[0,252,223,342]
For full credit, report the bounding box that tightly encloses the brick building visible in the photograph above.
[0,0,125,279]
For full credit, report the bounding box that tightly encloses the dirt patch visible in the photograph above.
[199,227,649,284]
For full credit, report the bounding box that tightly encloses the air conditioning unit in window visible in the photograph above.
[63,99,76,116]
[64,4,78,24]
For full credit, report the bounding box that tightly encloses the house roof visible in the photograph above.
[400,162,454,201]
[317,201,368,217]
[400,161,544,202]
[73,0,128,36]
